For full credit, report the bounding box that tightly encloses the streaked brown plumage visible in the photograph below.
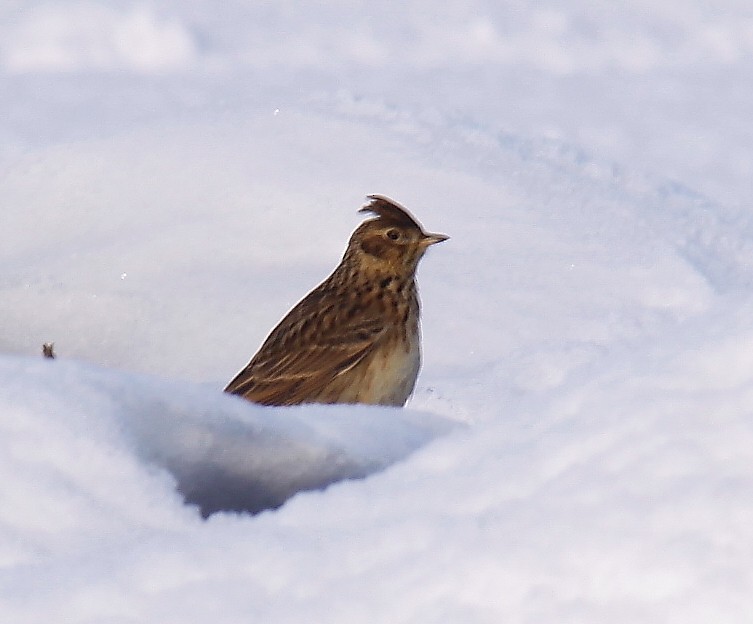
[224,194,448,407]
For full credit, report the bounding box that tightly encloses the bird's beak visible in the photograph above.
[421,232,450,246]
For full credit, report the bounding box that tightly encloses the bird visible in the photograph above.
[224,194,448,407]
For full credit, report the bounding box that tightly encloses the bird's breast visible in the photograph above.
[353,326,421,407]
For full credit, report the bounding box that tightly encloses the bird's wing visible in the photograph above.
[224,293,387,405]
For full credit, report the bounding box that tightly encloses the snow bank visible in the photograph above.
[5,306,753,622]
[0,356,455,519]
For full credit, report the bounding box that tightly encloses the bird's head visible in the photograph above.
[345,195,448,276]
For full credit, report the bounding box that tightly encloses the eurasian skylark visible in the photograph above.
[224,195,448,407]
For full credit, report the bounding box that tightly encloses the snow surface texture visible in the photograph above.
[0,357,455,519]
[3,1,753,622]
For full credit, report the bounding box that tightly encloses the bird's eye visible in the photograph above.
[386,229,401,241]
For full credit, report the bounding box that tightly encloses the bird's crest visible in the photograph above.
[359,195,423,230]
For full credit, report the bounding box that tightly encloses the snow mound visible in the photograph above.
[0,355,456,520]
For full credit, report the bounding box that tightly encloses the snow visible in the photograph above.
[0,356,454,521]
[2,4,196,73]
[3,1,753,621]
